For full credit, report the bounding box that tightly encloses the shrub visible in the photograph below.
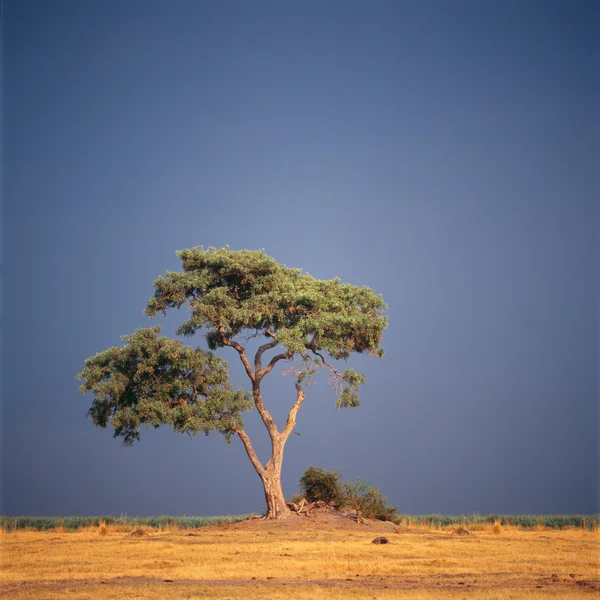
[299,466,345,507]
[297,467,400,522]
[343,478,399,522]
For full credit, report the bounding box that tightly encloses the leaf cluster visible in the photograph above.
[145,246,387,404]
[77,326,252,444]
[299,466,346,508]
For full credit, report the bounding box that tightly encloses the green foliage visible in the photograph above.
[78,247,387,451]
[299,467,345,507]
[297,467,398,521]
[343,478,399,522]
[0,515,252,532]
[145,246,387,404]
[77,243,388,519]
[336,369,366,408]
[77,326,252,444]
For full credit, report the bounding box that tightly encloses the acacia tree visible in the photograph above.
[78,247,387,519]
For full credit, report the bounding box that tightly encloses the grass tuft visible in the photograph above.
[97,520,108,536]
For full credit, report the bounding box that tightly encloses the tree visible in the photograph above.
[77,246,388,519]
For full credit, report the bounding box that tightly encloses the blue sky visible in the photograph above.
[2,0,598,517]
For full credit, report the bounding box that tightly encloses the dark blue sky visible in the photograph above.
[2,0,598,517]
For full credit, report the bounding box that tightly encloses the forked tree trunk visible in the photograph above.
[236,428,292,520]
[234,373,305,520]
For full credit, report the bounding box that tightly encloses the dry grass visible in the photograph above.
[1,521,598,599]
[3,584,595,600]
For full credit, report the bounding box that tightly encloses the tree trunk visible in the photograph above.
[261,434,291,519]
[236,428,292,519]
[235,377,305,520]
[261,470,291,520]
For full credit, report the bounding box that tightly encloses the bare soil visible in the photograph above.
[4,573,599,594]
[219,505,401,533]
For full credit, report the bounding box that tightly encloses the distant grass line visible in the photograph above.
[2,513,599,532]
[397,514,600,531]
[0,514,254,532]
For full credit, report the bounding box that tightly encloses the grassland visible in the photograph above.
[2,513,598,532]
[0,514,252,533]
[1,514,599,599]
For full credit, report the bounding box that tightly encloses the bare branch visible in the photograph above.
[241,329,274,345]
[259,349,294,381]
[281,382,306,441]
[235,429,265,477]
[218,329,289,441]
[249,329,294,381]
[254,339,280,375]
[252,384,280,440]
[309,347,343,378]
[219,327,255,383]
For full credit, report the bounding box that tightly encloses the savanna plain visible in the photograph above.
[2,513,599,600]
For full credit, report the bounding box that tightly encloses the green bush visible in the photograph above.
[299,466,345,508]
[297,467,399,522]
[343,478,399,522]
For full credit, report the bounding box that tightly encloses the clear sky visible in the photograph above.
[2,0,598,517]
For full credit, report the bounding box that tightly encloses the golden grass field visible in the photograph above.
[1,515,599,599]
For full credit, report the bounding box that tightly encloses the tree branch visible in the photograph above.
[221,328,288,442]
[235,429,265,477]
[254,339,280,375]
[259,349,294,381]
[309,347,342,378]
[252,329,294,381]
[281,382,306,442]
[252,384,280,440]
[219,327,255,383]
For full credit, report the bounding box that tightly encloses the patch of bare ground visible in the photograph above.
[3,573,599,594]
[219,504,401,533]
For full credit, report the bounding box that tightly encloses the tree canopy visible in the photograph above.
[78,326,251,445]
[145,246,387,407]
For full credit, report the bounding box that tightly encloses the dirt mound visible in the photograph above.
[218,505,398,533]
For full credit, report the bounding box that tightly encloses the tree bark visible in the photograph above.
[261,434,291,519]
[261,470,290,519]
[235,429,291,520]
